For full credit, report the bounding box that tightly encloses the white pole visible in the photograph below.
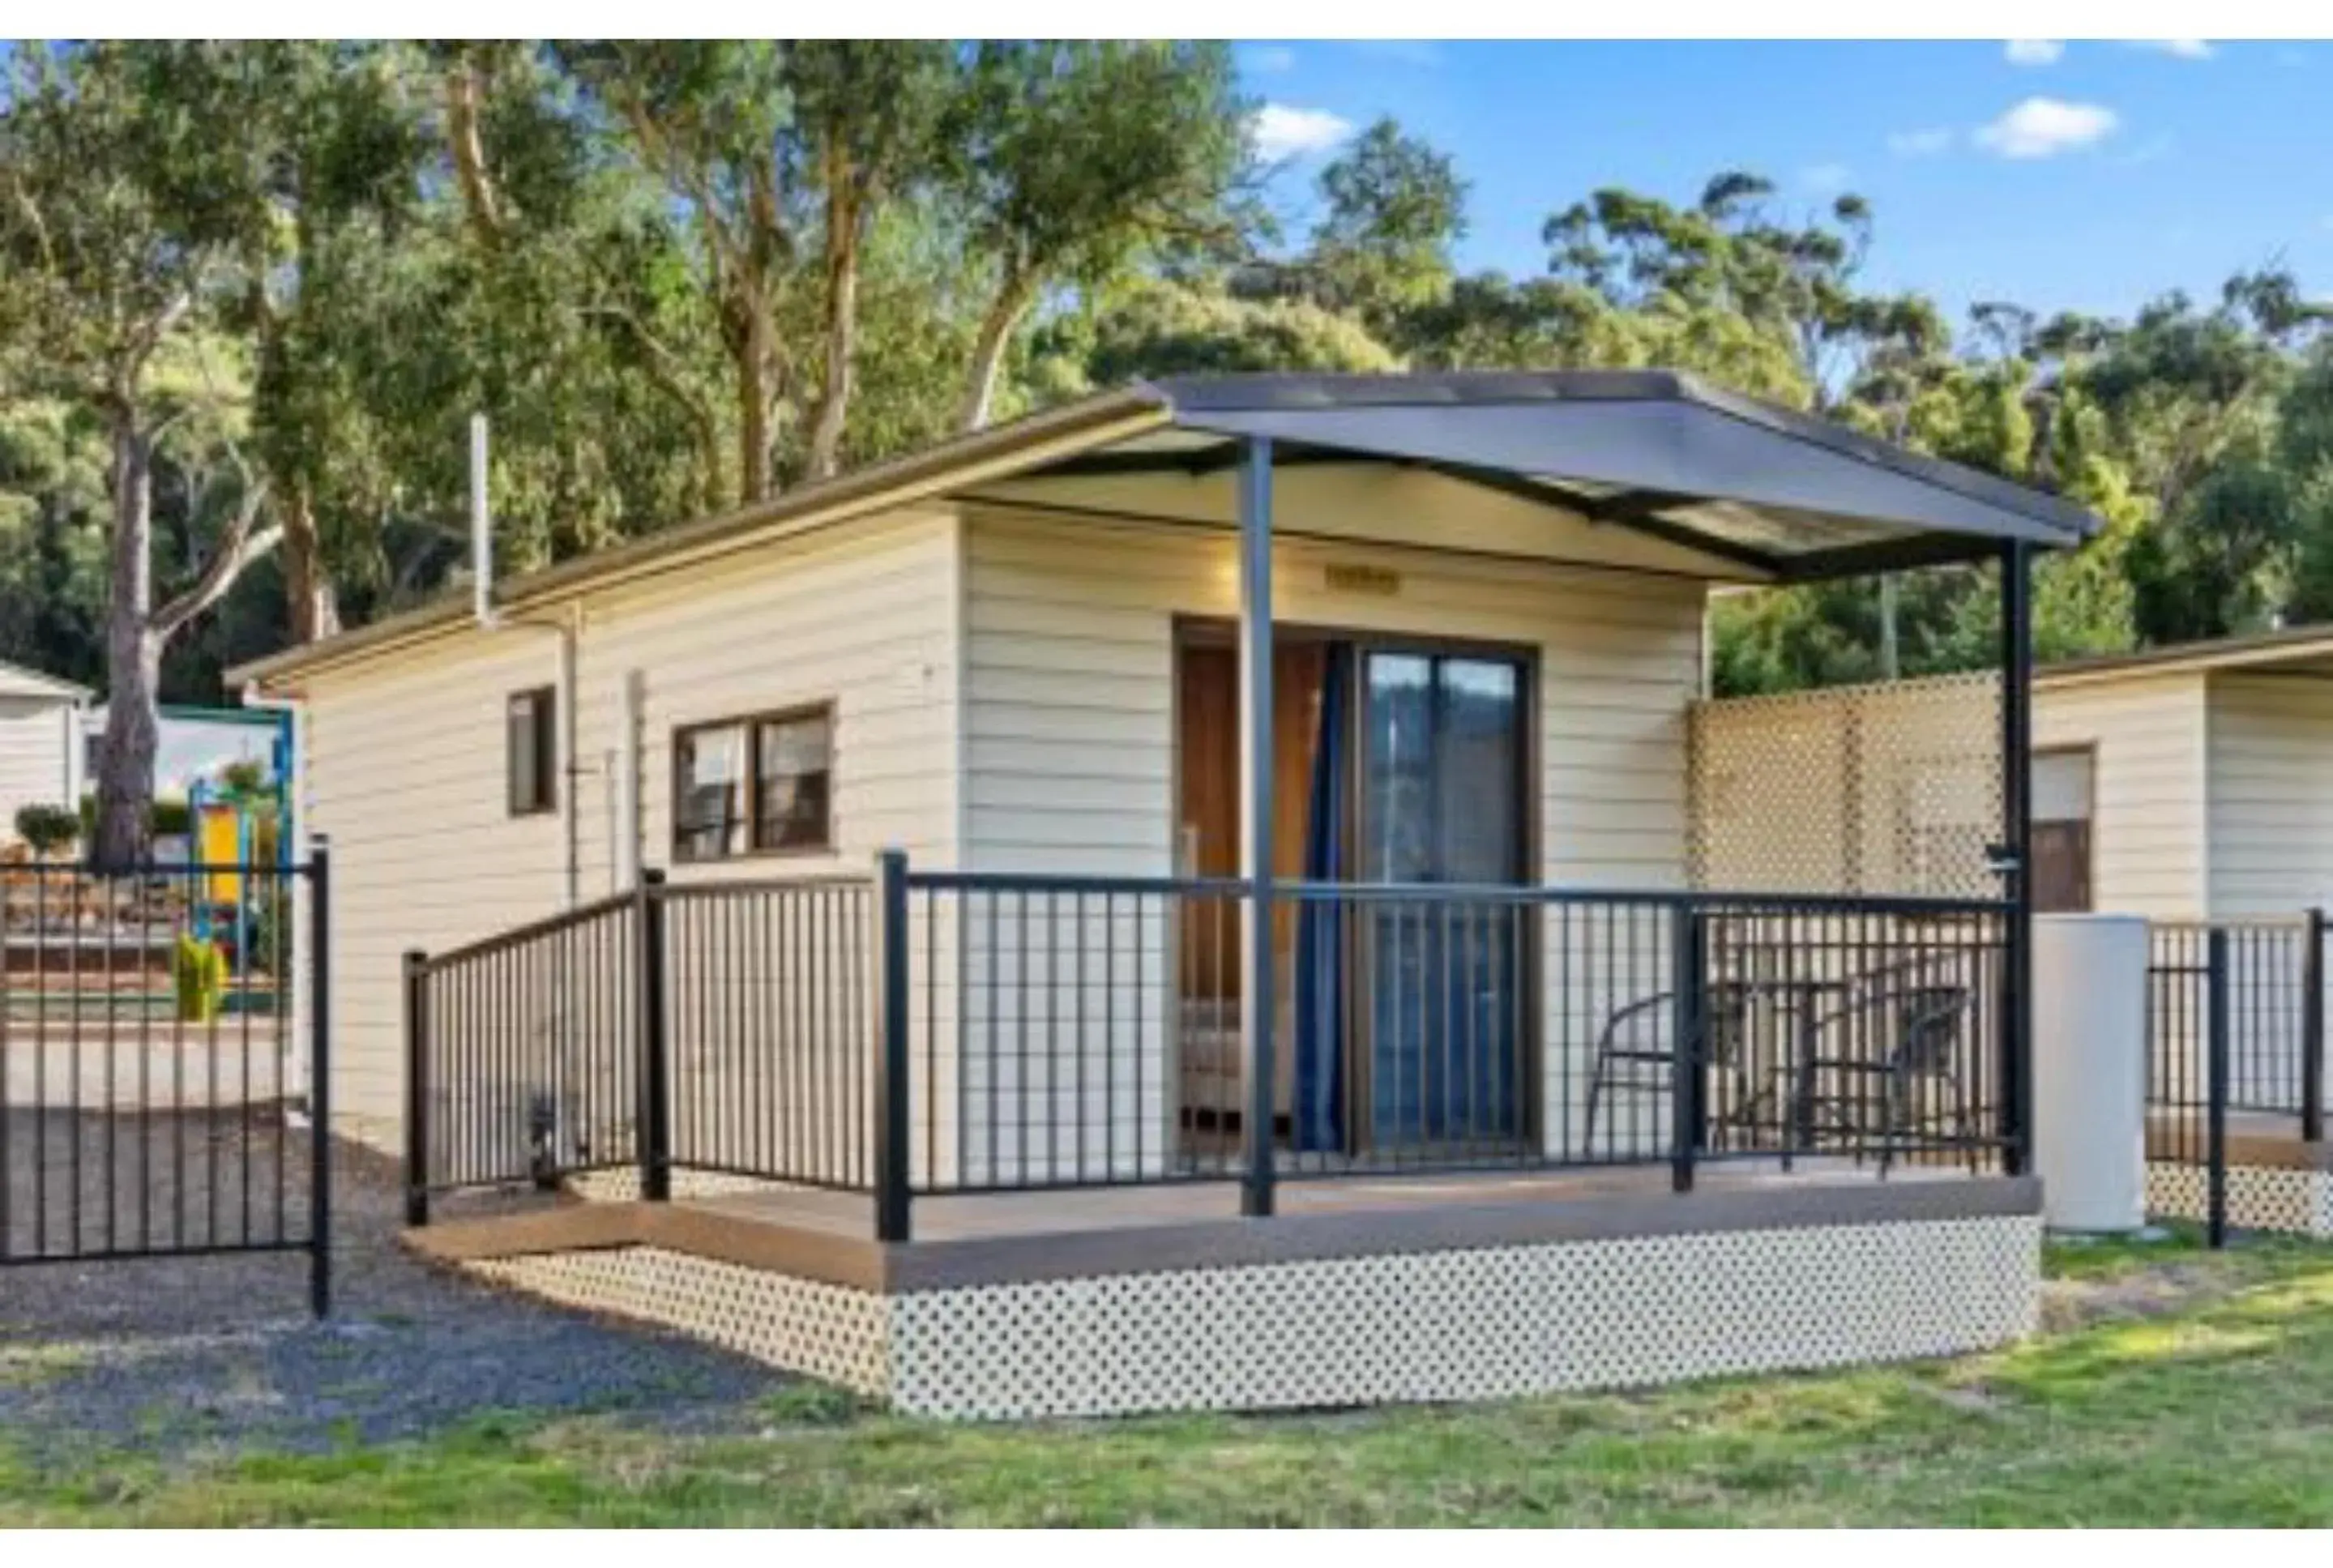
[470,412,495,628]
[616,669,643,890]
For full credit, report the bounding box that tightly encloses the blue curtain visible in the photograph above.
[1293,644,1350,1152]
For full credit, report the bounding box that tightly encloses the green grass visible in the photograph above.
[10,1230,2333,1525]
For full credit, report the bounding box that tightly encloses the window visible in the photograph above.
[673,705,833,861]
[506,687,557,817]
[2032,748,2096,913]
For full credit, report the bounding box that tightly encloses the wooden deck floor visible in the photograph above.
[686,1157,1987,1244]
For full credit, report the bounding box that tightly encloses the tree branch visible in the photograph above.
[150,485,280,642]
[445,49,506,241]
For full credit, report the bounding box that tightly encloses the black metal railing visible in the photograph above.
[663,878,874,1191]
[407,854,2016,1242]
[899,872,2014,1199]
[404,871,874,1221]
[1,846,332,1315]
[2146,912,2328,1246]
[404,888,640,1208]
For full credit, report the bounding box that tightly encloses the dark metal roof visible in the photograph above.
[1107,370,2100,579]
[241,370,2100,690]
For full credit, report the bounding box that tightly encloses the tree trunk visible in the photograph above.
[282,485,340,643]
[958,273,1034,433]
[736,297,776,503]
[801,182,861,482]
[92,412,159,869]
[445,53,504,241]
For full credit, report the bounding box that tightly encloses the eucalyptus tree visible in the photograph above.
[0,44,293,862]
[949,41,1250,429]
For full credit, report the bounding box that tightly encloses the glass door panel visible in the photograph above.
[1360,650,1528,1151]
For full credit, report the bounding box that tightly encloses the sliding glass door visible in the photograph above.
[1359,651,1528,1151]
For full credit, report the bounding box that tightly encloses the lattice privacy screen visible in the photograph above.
[1688,672,2003,898]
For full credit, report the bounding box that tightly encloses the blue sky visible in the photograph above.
[1238,39,2328,326]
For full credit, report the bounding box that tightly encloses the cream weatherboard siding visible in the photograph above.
[956,506,1707,1171]
[2203,672,2333,917]
[298,509,959,1143]
[2032,671,2208,920]
[962,508,1703,881]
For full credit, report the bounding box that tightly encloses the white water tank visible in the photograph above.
[2033,913,2150,1232]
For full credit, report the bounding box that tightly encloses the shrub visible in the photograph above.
[73,793,194,844]
[148,796,192,838]
[14,802,79,859]
[173,934,227,1023]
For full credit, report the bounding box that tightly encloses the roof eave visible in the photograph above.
[232,387,1173,692]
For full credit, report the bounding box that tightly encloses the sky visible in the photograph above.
[1237,38,2330,327]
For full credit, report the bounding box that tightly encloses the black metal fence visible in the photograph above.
[407,854,2016,1241]
[2147,913,2327,1246]
[0,845,331,1314]
[404,872,874,1221]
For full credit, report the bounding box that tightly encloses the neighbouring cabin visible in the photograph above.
[0,658,88,850]
[1695,630,2333,1244]
[237,371,2092,1418]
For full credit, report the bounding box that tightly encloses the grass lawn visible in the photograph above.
[9,1228,2333,1526]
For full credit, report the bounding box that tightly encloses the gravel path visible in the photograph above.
[0,1127,794,1463]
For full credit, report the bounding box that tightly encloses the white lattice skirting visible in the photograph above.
[2146,1162,2333,1237]
[466,1212,2040,1421]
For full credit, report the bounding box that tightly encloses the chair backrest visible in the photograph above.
[1890,984,1972,1074]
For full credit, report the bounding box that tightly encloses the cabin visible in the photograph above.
[235,371,2094,1419]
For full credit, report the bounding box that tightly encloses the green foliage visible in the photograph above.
[172,934,227,1023]
[2,45,2331,707]
[74,793,191,840]
[12,803,79,858]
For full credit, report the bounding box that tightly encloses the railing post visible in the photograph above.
[1237,434,1278,1220]
[1670,905,1704,1193]
[636,867,671,1203]
[2207,925,2231,1250]
[307,836,333,1319]
[402,947,430,1229]
[1997,538,2035,1180]
[2304,908,2325,1145]
[873,848,912,1243]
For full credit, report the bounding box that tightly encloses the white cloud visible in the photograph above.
[1347,41,1440,67]
[2125,39,2213,58]
[1250,104,1356,162]
[1886,126,1955,157]
[1246,45,1297,75]
[1973,97,2119,159]
[1800,163,1852,193]
[2005,40,2063,66]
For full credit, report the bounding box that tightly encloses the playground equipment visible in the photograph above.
[186,709,293,974]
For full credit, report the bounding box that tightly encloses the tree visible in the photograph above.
[788,42,957,479]
[1295,117,1467,337]
[1044,276,1399,389]
[208,41,434,644]
[558,41,800,506]
[0,45,288,865]
[949,41,1249,429]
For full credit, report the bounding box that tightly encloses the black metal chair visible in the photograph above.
[1583,980,1774,1157]
[1797,968,1979,1172]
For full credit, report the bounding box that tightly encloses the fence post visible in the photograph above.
[402,947,429,1228]
[1670,906,1705,1194]
[307,836,333,1319]
[635,868,671,1203]
[872,848,912,1244]
[2207,925,2230,1250]
[2304,908,2325,1145]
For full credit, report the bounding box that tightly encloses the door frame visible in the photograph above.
[1169,615,1545,1158]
